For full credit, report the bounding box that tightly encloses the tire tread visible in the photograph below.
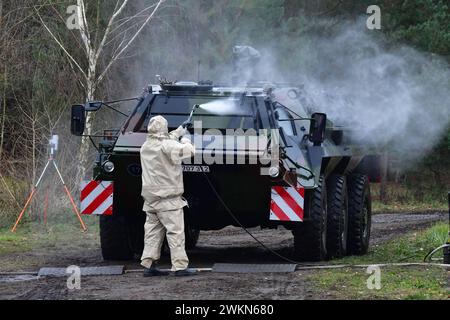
[326,175,347,258]
[293,177,327,261]
[347,174,371,255]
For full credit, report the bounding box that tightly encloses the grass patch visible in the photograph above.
[311,266,448,300]
[0,215,100,256]
[373,200,447,214]
[0,232,31,254]
[329,222,449,265]
[371,183,447,213]
[309,223,450,300]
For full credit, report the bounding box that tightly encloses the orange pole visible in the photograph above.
[63,185,87,232]
[43,187,49,225]
[11,188,37,232]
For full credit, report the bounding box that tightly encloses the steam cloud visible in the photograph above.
[253,18,450,164]
[135,15,449,166]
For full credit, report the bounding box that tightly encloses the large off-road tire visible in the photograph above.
[326,174,349,258]
[293,176,328,261]
[185,223,200,250]
[347,174,372,255]
[100,215,134,260]
[128,213,146,257]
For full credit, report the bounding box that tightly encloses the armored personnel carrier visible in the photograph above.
[71,81,380,261]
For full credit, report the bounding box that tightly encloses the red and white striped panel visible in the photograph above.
[270,185,304,222]
[80,180,113,215]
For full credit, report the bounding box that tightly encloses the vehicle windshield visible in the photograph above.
[138,95,259,131]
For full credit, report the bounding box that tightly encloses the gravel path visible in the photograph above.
[0,211,446,300]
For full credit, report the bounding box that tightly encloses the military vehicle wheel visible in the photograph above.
[347,174,372,255]
[185,228,200,250]
[128,213,146,257]
[100,215,134,260]
[292,176,327,261]
[185,224,200,250]
[183,208,199,250]
[326,175,348,258]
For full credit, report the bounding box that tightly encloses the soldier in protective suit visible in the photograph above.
[140,115,195,277]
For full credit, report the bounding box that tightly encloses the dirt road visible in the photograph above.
[0,211,446,300]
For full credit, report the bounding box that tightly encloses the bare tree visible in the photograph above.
[35,0,166,180]
[0,56,6,163]
[0,0,6,161]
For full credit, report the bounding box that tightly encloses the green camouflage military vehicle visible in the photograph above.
[71,80,380,262]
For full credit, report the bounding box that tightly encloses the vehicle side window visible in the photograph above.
[275,108,296,136]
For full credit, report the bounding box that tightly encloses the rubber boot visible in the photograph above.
[143,265,170,277]
[174,268,197,277]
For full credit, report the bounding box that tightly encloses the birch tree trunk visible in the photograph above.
[0,65,6,161]
[0,0,4,161]
[37,0,166,182]
[77,67,96,181]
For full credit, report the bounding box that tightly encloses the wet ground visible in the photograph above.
[0,211,447,300]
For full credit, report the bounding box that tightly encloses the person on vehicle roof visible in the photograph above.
[140,115,195,277]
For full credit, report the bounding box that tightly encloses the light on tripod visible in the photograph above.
[11,133,87,232]
[49,135,59,156]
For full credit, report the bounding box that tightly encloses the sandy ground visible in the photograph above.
[0,211,447,300]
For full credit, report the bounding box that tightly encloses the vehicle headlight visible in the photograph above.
[103,161,115,173]
[269,166,280,178]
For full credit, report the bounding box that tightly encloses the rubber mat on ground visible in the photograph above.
[38,265,124,277]
[212,263,296,273]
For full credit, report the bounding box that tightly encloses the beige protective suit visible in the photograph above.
[140,115,195,271]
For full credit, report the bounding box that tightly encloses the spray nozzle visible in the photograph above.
[182,104,200,129]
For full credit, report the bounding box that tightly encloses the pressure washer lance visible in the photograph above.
[182,104,200,129]
[444,191,450,264]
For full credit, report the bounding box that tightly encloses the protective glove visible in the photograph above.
[181,120,193,129]
[169,126,187,140]
[171,126,187,139]
[180,137,191,144]
[177,126,188,136]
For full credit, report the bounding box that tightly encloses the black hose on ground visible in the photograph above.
[202,171,303,265]
[202,165,450,265]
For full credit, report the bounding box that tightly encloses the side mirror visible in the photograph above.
[71,104,86,136]
[309,113,327,146]
[84,101,103,111]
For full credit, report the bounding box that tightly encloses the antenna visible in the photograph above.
[197,60,201,82]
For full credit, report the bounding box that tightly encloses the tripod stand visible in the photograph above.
[11,135,87,232]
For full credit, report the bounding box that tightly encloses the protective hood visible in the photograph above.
[147,115,169,139]
[140,117,195,213]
